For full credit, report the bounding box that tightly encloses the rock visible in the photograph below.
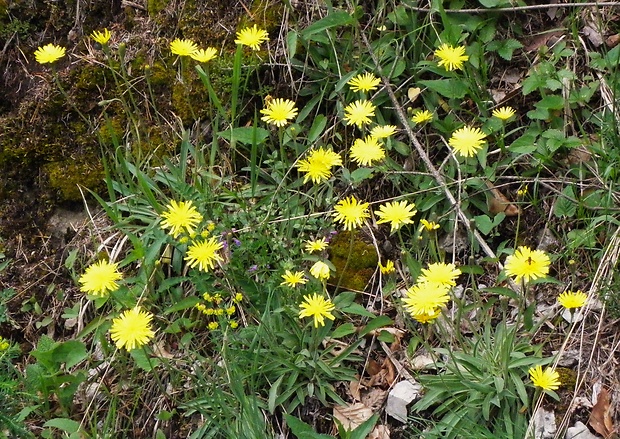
[532,406,556,439]
[565,421,601,439]
[386,379,422,423]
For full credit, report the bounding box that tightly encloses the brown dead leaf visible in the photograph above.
[583,24,604,47]
[362,387,389,411]
[333,403,373,431]
[589,388,614,438]
[408,87,422,103]
[485,180,520,216]
[368,425,391,439]
[350,380,362,402]
[524,31,564,52]
[607,34,620,48]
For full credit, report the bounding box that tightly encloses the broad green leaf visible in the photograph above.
[43,418,80,433]
[359,315,393,336]
[330,323,356,339]
[300,10,356,40]
[535,95,564,110]
[419,79,468,99]
[553,185,577,218]
[131,348,160,372]
[508,130,539,154]
[308,114,327,143]
[217,127,269,145]
[164,296,200,314]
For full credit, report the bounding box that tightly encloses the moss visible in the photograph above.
[43,158,105,201]
[147,0,169,17]
[328,230,378,291]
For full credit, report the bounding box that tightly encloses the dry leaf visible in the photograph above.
[589,388,614,438]
[524,31,564,52]
[362,387,389,411]
[333,403,373,431]
[407,87,421,102]
[368,425,391,439]
[485,180,520,216]
[607,34,620,47]
[350,380,362,402]
[583,24,604,47]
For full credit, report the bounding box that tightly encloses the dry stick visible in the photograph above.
[405,1,620,13]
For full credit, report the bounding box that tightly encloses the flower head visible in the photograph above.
[310,261,331,281]
[297,147,342,184]
[185,237,224,271]
[305,238,328,253]
[260,98,298,127]
[0,336,10,351]
[558,290,588,309]
[299,293,336,327]
[190,47,218,63]
[350,136,385,166]
[413,308,441,324]
[34,44,66,64]
[418,262,461,287]
[374,200,417,233]
[434,44,469,71]
[402,282,451,316]
[208,322,219,330]
[235,25,269,51]
[91,29,111,45]
[529,365,561,391]
[492,106,516,121]
[281,270,308,287]
[170,38,198,56]
[332,196,370,231]
[379,260,395,274]
[370,125,398,139]
[448,126,486,157]
[348,72,381,93]
[504,246,550,283]
[344,100,376,128]
[412,109,433,125]
[110,307,155,351]
[79,260,122,297]
[420,219,440,231]
[160,200,203,238]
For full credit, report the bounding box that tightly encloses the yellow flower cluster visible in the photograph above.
[194,292,241,330]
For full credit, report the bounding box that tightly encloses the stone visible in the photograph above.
[386,380,422,423]
[533,406,556,439]
[565,421,602,439]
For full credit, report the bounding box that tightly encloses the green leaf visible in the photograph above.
[43,418,80,433]
[378,330,396,343]
[536,95,564,110]
[331,323,357,339]
[474,214,494,235]
[130,348,160,372]
[553,185,577,218]
[359,315,393,337]
[508,130,539,154]
[350,168,374,183]
[164,296,200,314]
[53,340,88,369]
[300,10,356,40]
[491,39,523,60]
[308,115,327,143]
[418,79,469,99]
[217,127,270,145]
[341,303,375,318]
[522,74,546,95]
[287,30,298,59]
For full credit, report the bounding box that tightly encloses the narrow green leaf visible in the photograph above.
[300,10,356,39]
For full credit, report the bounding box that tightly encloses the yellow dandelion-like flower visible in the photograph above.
[374,200,417,233]
[332,196,370,231]
[230,320,239,329]
[297,147,343,184]
[160,200,203,238]
[434,43,469,71]
[529,365,561,391]
[402,282,451,316]
[170,38,198,56]
[208,322,219,330]
[0,336,10,352]
[234,293,244,303]
[350,136,386,166]
[190,47,218,63]
[492,106,516,121]
[281,270,308,287]
[418,262,462,287]
[413,308,441,324]
[185,237,224,271]
[226,305,236,316]
[558,290,588,309]
[343,100,376,128]
[79,260,123,297]
[235,24,269,51]
[370,125,398,139]
[260,98,298,127]
[504,246,550,283]
[347,72,381,93]
[310,261,331,281]
[448,126,486,157]
[412,109,433,125]
[34,43,66,64]
[109,307,155,351]
[91,28,111,45]
[298,293,336,328]
[305,238,328,253]
[420,219,440,231]
[379,260,395,275]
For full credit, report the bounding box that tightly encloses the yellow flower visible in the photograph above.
[434,43,469,71]
[492,106,516,121]
[298,293,336,328]
[504,246,550,283]
[413,308,441,324]
[281,270,308,287]
[170,38,198,56]
[402,282,451,316]
[412,109,433,125]
[34,43,66,64]
[333,196,370,231]
[350,136,386,166]
[185,237,224,271]
[226,305,236,316]
[418,262,461,287]
[310,261,331,281]
[190,47,218,63]
[91,28,111,45]
[160,200,203,238]
[297,147,343,184]
[370,125,398,139]
[305,238,328,253]
[0,336,10,351]
[234,293,244,303]
[374,200,417,233]
[420,219,440,231]
[347,72,381,93]
[379,260,395,274]
[79,260,122,297]
[110,307,155,351]
[529,365,561,391]
[343,100,376,128]
[208,322,219,330]
[260,98,298,127]
[235,24,269,51]
[448,126,486,157]
[229,320,239,329]
[558,290,588,309]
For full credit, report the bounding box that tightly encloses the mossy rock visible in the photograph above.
[329,230,378,291]
[43,158,105,201]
